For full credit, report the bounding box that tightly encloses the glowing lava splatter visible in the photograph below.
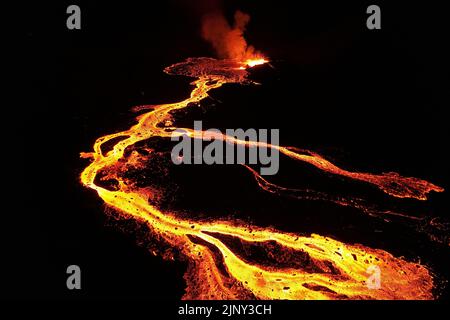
[80,55,443,300]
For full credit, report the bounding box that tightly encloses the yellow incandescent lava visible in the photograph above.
[80,57,441,300]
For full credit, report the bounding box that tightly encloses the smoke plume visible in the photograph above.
[201,10,258,61]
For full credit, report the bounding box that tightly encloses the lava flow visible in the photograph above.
[80,55,442,300]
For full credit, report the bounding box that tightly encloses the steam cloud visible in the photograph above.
[201,10,258,60]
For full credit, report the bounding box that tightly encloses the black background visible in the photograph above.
[7,0,448,302]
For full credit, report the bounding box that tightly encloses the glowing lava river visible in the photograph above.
[80,57,443,300]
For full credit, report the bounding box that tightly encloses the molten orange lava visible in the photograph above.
[245,58,269,67]
[80,57,442,300]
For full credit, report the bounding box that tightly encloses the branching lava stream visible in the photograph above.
[80,57,442,300]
